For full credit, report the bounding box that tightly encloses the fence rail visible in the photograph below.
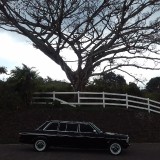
[32,91,160,114]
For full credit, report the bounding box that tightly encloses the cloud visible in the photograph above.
[0,32,68,81]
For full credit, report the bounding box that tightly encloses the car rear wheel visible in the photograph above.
[34,139,47,152]
[109,142,122,155]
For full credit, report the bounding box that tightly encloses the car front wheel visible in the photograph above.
[109,142,122,155]
[34,139,47,152]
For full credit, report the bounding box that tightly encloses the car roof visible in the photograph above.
[46,120,92,124]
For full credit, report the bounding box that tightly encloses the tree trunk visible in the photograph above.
[65,69,90,102]
[72,70,90,92]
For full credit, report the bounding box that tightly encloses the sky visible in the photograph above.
[0,31,68,81]
[0,30,160,87]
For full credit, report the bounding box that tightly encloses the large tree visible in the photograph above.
[0,0,160,91]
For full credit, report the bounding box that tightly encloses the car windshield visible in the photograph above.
[36,121,49,130]
[91,123,103,133]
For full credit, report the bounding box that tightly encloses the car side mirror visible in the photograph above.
[93,130,97,134]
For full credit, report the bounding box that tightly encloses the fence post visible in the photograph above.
[148,98,150,113]
[126,94,128,109]
[53,91,55,101]
[103,92,105,108]
[78,91,80,104]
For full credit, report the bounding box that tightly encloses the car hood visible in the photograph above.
[19,129,41,134]
[105,132,128,139]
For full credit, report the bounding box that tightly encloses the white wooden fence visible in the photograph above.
[32,91,160,114]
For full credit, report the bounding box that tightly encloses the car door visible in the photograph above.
[57,122,79,147]
[78,123,105,149]
[65,123,79,147]
[43,121,59,146]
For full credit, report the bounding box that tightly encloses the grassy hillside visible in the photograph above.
[0,104,160,144]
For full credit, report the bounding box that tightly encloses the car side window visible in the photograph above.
[59,123,67,131]
[45,122,58,131]
[80,124,94,133]
[66,123,78,132]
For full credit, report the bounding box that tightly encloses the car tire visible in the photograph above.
[109,142,122,155]
[34,139,48,152]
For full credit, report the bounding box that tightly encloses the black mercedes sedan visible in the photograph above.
[19,120,129,155]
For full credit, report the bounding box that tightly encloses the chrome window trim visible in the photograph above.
[90,123,103,134]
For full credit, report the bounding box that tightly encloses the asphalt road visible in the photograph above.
[0,143,160,160]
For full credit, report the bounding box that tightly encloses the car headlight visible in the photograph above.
[126,136,129,143]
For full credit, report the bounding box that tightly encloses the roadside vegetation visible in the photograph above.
[0,64,160,110]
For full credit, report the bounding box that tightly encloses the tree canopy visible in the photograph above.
[90,72,126,92]
[0,0,160,91]
[146,77,160,92]
[0,66,7,74]
[1,64,160,108]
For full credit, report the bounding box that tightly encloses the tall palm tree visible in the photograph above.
[8,64,39,106]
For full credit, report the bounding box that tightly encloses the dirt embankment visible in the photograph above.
[0,105,160,143]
